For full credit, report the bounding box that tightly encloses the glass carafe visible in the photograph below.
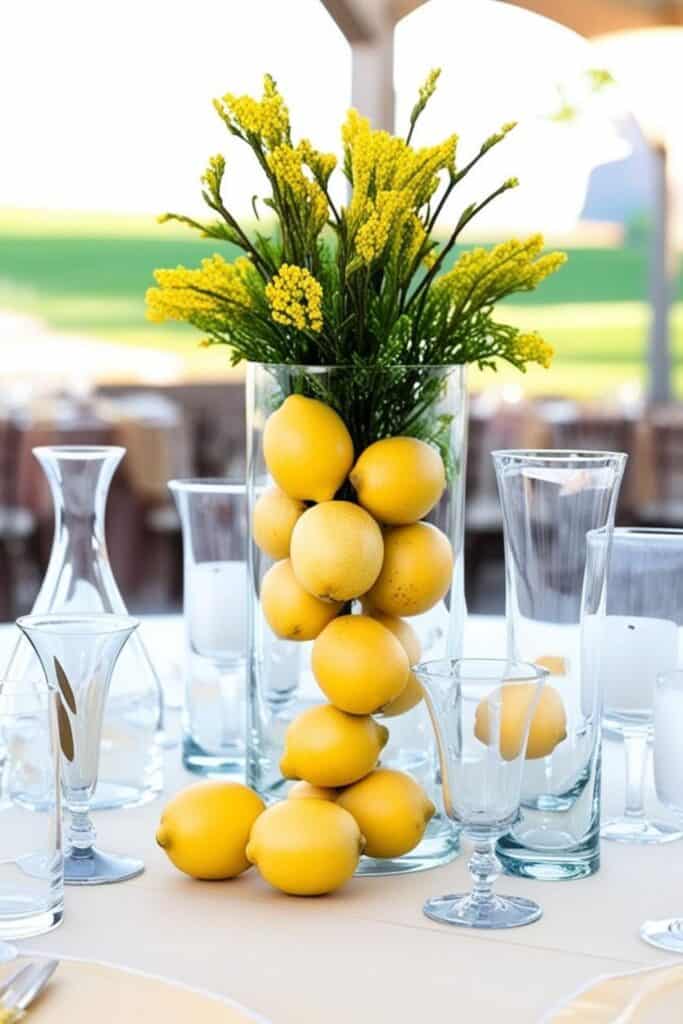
[4,446,164,809]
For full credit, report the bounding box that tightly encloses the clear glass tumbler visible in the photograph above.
[0,689,63,939]
[417,658,547,929]
[169,479,247,776]
[641,669,683,950]
[592,528,683,844]
[17,613,143,885]
[493,450,626,880]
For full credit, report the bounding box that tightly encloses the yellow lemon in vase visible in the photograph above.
[350,436,446,525]
[337,768,435,859]
[312,615,409,715]
[156,781,265,880]
[263,394,353,503]
[287,781,339,801]
[474,683,567,761]
[260,559,342,640]
[247,799,364,896]
[280,704,388,788]
[252,486,306,560]
[366,521,453,617]
[365,611,424,716]
[290,501,384,603]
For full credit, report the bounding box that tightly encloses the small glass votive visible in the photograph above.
[641,669,683,951]
[0,688,63,940]
[169,479,247,776]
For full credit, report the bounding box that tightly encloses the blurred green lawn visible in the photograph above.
[1,209,682,396]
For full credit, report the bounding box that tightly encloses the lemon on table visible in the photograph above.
[366,521,453,617]
[290,501,384,602]
[246,799,364,896]
[252,486,306,560]
[474,683,567,761]
[156,781,265,880]
[312,614,409,715]
[263,394,354,503]
[337,769,435,859]
[280,703,388,788]
[260,559,342,640]
[350,436,446,525]
[287,781,339,801]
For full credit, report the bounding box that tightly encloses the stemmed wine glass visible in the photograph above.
[589,528,683,844]
[416,658,547,929]
[17,613,143,885]
[642,668,683,951]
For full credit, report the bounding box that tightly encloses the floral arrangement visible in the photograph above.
[146,71,566,457]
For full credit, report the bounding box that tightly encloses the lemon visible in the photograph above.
[474,683,567,761]
[156,781,265,880]
[350,436,445,525]
[337,769,435,858]
[312,614,409,715]
[261,559,342,640]
[380,673,424,717]
[253,486,305,560]
[366,611,421,665]
[366,522,453,617]
[287,781,339,801]
[263,395,354,503]
[246,799,364,896]
[280,703,389,788]
[290,501,384,602]
[535,655,567,676]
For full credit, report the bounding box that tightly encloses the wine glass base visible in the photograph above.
[0,943,17,963]
[423,892,542,930]
[641,918,683,953]
[65,848,145,886]
[601,818,683,845]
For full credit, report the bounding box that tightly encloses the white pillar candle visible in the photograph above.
[654,683,683,811]
[601,615,678,716]
[186,560,247,659]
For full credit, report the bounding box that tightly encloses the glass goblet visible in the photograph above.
[416,658,547,930]
[590,528,683,844]
[641,668,683,951]
[16,614,143,885]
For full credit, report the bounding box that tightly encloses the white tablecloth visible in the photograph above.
[2,616,681,1024]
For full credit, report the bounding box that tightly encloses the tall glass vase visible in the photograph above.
[493,449,626,880]
[4,446,164,810]
[246,362,467,875]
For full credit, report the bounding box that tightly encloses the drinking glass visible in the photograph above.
[493,450,626,880]
[16,613,142,885]
[591,528,683,844]
[0,689,63,939]
[416,658,547,929]
[641,669,683,950]
[169,479,247,775]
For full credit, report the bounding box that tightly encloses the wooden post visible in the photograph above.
[649,141,674,404]
[351,22,395,130]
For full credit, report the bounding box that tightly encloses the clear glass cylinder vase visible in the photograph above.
[246,362,467,875]
[4,446,164,810]
[493,449,626,880]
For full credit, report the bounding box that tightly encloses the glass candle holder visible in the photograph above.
[641,669,683,951]
[16,613,142,885]
[493,449,626,881]
[590,528,683,845]
[0,689,63,939]
[416,658,548,929]
[169,479,247,776]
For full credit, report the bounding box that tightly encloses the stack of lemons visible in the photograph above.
[157,394,450,897]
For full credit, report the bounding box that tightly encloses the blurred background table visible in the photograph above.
[1,614,679,1024]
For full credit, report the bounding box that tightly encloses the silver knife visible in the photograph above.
[0,959,59,1014]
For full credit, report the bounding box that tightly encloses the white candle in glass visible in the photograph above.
[654,673,683,812]
[187,560,247,660]
[601,615,678,718]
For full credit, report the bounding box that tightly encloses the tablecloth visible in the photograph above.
[2,616,682,1024]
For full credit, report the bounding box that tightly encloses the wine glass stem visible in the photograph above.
[468,838,500,908]
[623,730,648,820]
[68,807,96,855]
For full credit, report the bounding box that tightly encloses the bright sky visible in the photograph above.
[2,0,631,232]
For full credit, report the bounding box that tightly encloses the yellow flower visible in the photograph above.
[297,139,337,187]
[267,145,329,237]
[514,332,554,369]
[356,190,412,265]
[146,254,253,324]
[215,74,290,149]
[201,154,226,197]
[265,264,323,333]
